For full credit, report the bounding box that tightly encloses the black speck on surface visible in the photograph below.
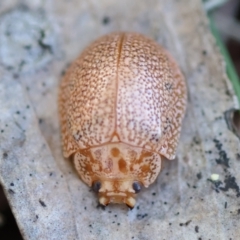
[195,226,199,233]
[220,175,240,197]
[10,183,14,187]
[39,199,47,207]
[102,16,110,25]
[152,192,156,196]
[16,111,20,115]
[224,202,227,209]
[213,138,230,167]
[196,172,202,179]
[193,136,200,144]
[8,189,15,194]
[207,179,223,193]
[38,118,43,124]
[3,152,8,158]
[180,220,191,226]
[202,50,207,55]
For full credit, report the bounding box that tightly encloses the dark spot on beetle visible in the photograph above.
[118,158,127,173]
[193,185,197,189]
[196,172,202,180]
[39,199,47,207]
[1,129,4,133]
[169,223,172,226]
[84,206,87,210]
[165,172,169,176]
[38,118,43,124]
[164,202,167,205]
[195,226,199,233]
[152,192,156,196]
[114,214,117,217]
[8,189,15,194]
[202,50,207,55]
[36,215,38,219]
[198,238,202,240]
[42,82,46,87]
[10,183,14,186]
[3,152,8,158]
[164,82,173,91]
[213,138,230,167]
[49,172,53,176]
[224,202,227,209]
[29,174,32,177]
[237,209,240,214]
[16,111,20,115]
[179,223,183,226]
[117,223,120,226]
[102,16,110,25]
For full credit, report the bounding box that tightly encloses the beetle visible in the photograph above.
[59,32,187,208]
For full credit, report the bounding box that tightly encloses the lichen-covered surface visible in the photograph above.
[0,0,239,239]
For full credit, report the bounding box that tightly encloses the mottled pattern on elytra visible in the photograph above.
[117,33,186,159]
[59,33,121,157]
[59,32,186,160]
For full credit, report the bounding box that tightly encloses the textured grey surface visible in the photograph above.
[0,0,240,239]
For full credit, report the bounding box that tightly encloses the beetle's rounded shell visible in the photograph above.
[59,32,187,160]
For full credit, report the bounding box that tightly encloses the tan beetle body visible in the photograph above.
[59,32,187,208]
